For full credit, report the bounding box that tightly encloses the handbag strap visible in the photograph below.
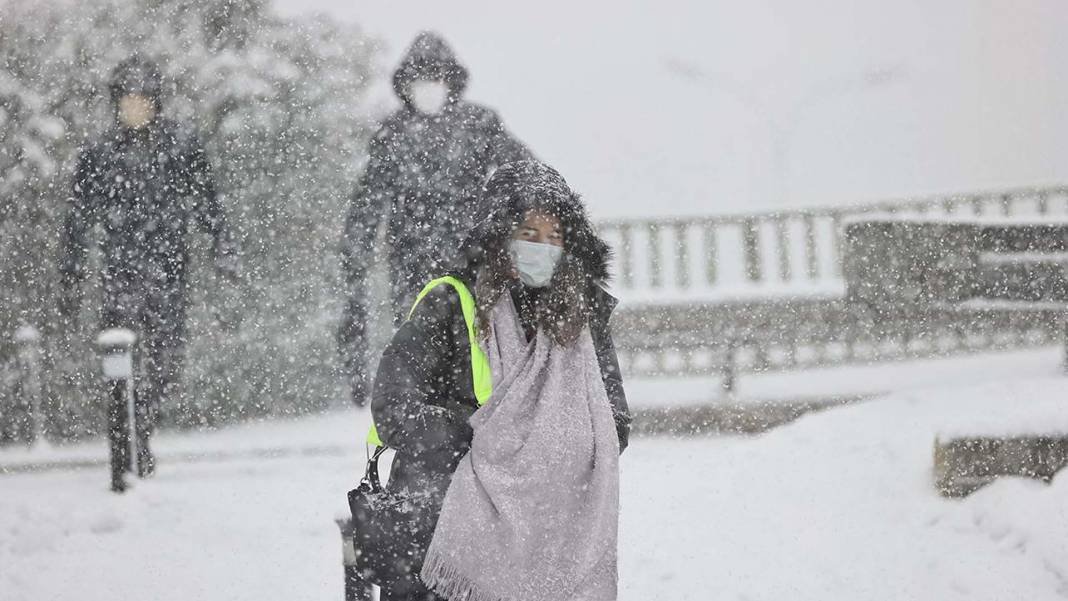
[362,445,388,492]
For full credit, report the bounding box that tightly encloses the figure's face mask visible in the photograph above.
[117,93,156,130]
[509,240,564,288]
[409,80,450,115]
[509,211,566,288]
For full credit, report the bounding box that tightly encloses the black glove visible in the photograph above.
[348,372,370,407]
[338,297,372,407]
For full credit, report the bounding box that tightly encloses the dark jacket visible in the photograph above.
[61,117,235,330]
[340,32,531,320]
[371,161,631,499]
[366,161,628,599]
[372,273,630,494]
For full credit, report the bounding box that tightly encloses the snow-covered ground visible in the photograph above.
[630,381,1068,600]
[2,352,1067,600]
[2,346,1059,469]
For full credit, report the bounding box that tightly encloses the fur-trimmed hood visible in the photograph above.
[457,161,613,345]
[392,31,469,108]
[458,161,611,283]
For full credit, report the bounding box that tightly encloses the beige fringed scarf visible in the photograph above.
[421,295,620,601]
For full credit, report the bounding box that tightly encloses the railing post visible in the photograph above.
[704,223,718,285]
[743,219,762,283]
[775,217,791,282]
[803,215,818,279]
[721,339,738,395]
[753,341,771,372]
[618,224,634,290]
[829,212,844,279]
[647,223,662,289]
[674,222,689,289]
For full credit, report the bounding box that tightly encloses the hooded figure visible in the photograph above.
[60,55,240,492]
[339,31,531,406]
[368,161,629,601]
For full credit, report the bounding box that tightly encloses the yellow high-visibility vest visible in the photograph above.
[367,276,492,447]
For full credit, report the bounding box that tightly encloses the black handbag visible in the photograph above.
[347,446,438,593]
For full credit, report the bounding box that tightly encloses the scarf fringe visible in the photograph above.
[421,550,512,601]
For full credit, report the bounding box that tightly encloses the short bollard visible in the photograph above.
[336,517,375,601]
[721,338,739,395]
[96,328,137,493]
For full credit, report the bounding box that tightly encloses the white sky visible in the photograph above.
[272,0,1068,219]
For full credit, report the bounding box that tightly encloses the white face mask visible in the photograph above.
[509,240,564,288]
[409,80,450,115]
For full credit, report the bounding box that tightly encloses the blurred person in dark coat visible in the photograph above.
[339,31,531,406]
[60,55,240,491]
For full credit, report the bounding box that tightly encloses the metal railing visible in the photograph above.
[599,185,1068,381]
[610,299,1067,382]
[598,185,1068,303]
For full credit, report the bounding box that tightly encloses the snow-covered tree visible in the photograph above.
[0,0,379,438]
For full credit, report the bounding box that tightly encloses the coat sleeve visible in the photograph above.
[371,286,474,457]
[339,127,397,363]
[60,149,100,292]
[185,134,237,260]
[341,126,396,287]
[590,299,632,454]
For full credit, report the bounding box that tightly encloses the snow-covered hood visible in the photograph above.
[459,160,611,283]
[392,31,469,108]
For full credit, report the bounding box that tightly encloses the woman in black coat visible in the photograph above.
[369,161,630,601]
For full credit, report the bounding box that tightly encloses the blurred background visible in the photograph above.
[3,3,1068,600]
[278,0,1068,218]
[1,0,1067,436]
